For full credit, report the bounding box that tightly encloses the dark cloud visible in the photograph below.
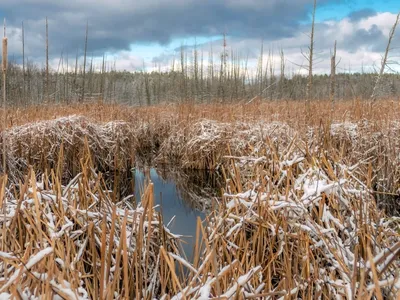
[0,0,341,60]
[341,24,399,54]
[352,25,386,52]
[348,8,377,22]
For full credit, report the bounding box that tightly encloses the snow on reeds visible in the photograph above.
[158,117,399,214]
[0,106,399,298]
[0,115,136,184]
[328,120,400,213]
[0,167,182,299]
[156,119,295,170]
[168,136,400,299]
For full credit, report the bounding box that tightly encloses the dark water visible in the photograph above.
[134,168,221,260]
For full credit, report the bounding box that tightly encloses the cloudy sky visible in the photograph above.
[1,0,399,74]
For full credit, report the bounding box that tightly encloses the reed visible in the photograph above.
[0,99,399,210]
[171,134,400,298]
[0,155,183,298]
[0,99,399,298]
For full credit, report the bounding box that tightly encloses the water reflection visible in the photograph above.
[134,167,222,260]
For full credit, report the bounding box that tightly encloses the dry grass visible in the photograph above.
[1,115,135,184]
[0,99,399,298]
[173,135,400,298]
[3,100,399,204]
[0,161,183,299]
[1,98,399,130]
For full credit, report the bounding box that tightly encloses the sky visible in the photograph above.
[0,0,399,74]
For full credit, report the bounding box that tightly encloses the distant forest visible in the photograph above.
[2,59,399,106]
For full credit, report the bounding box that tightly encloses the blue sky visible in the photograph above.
[0,0,399,73]
[125,36,222,67]
[317,0,399,21]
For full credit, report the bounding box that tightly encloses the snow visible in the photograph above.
[0,248,54,293]
[0,252,17,260]
[0,293,10,300]
[25,247,53,269]
[168,253,198,274]
[198,283,211,299]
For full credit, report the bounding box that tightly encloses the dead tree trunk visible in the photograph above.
[330,40,337,116]
[45,17,49,103]
[305,0,317,118]
[371,12,400,104]
[81,21,88,102]
[2,19,7,174]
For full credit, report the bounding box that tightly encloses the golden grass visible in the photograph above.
[0,98,399,298]
[0,161,183,298]
[178,135,400,298]
[1,98,399,130]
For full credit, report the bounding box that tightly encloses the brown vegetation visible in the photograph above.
[0,99,399,298]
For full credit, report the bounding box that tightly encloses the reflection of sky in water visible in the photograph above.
[135,169,205,261]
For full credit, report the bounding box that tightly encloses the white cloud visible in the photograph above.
[358,12,399,35]
[145,11,400,75]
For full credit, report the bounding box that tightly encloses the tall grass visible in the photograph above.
[0,154,184,298]
[0,100,399,298]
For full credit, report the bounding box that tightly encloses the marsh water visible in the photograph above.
[134,167,221,260]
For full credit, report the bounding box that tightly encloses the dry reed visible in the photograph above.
[0,160,183,298]
[0,99,399,298]
[167,134,400,298]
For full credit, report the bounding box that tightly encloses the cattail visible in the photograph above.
[1,37,6,73]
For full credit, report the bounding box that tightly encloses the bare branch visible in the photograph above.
[371,11,400,102]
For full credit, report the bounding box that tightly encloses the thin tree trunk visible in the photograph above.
[45,17,49,103]
[81,21,88,102]
[330,40,337,116]
[22,21,25,106]
[74,49,78,100]
[180,44,185,102]
[66,52,69,103]
[280,48,285,99]
[2,19,7,174]
[306,0,317,119]
[100,53,105,103]
[371,12,400,104]
[258,41,264,98]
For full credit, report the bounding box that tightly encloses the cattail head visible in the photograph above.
[2,37,7,73]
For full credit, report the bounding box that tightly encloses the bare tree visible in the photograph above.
[218,33,228,101]
[268,49,274,100]
[305,0,317,114]
[330,40,337,115]
[65,51,69,102]
[2,19,7,174]
[280,48,285,99]
[371,12,400,103]
[257,41,264,98]
[100,53,105,102]
[45,17,49,102]
[22,21,25,105]
[74,49,78,99]
[81,21,88,102]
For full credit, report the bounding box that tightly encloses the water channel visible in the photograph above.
[134,167,222,260]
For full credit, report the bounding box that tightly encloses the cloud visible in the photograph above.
[348,8,377,22]
[1,1,399,75]
[1,0,340,60]
[148,11,400,74]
